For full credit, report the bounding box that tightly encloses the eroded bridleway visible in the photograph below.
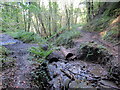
[1,29,119,89]
[74,28,118,56]
[1,34,38,88]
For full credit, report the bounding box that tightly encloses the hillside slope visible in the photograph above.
[83,2,120,44]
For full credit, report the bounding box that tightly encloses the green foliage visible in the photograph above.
[79,42,107,53]
[83,15,111,31]
[28,4,40,14]
[103,28,119,43]
[29,44,53,63]
[77,42,112,64]
[103,2,120,17]
[31,62,50,88]
[0,46,10,56]
[113,8,120,17]
[0,46,15,70]
[1,2,24,32]
[29,46,53,58]
[1,2,86,38]
[56,29,81,46]
[84,2,119,32]
[6,30,42,43]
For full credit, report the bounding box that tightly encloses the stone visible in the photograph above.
[63,78,71,88]
[78,82,93,88]
[69,81,81,88]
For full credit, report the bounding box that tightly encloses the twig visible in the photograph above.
[113,42,120,47]
[68,69,91,78]
[60,47,74,59]
[60,69,75,80]
[99,82,120,89]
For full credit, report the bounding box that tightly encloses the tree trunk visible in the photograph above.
[38,14,47,37]
[91,0,94,19]
[23,11,27,31]
[86,1,91,22]
[65,5,70,30]
[27,2,31,32]
[48,1,52,36]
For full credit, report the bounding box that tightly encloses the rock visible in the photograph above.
[69,81,81,88]
[46,51,64,63]
[63,78,71,88]
[99,80,119,89]
[48,65,57,79]
[109,64,120,85]
[78,82,93,88]
[49,76,62,88]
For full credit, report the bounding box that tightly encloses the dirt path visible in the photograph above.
[48,29,119,89]
[74,29,118,55]
[1,34,38,88]
[1,29,119,89]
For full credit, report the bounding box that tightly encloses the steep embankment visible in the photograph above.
[82,2,120,86]
[83,2,120,44]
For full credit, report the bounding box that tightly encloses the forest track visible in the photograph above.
[1,29,119,89]
[74,28,119,56]
[1,34,38,88]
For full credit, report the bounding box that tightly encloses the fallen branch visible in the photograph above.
[46,51,63,63]
[98,82,120,89]
[60,69,76,80]
[60,47,75,59]
[113,42,120,47]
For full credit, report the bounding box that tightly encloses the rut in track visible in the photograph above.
[1,34,38,88]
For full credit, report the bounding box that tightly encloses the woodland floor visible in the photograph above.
[1,28,119,89]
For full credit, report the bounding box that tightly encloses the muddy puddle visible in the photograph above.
[48,60,119,89]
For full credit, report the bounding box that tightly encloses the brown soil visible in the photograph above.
[1,34,38,88]
[1,28,119,89]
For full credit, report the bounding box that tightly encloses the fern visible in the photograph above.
[29,45,54,63]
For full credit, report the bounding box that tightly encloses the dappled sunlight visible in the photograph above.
[111,15,120,25]
[1,1,120,89]
[99,31,107,38]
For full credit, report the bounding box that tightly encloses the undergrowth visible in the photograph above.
[29,46,53,63]
[29,44,53,89]
[28,42,55,63]
[103,27,119,43]
[55,29,81,46]
[0,46,15,70]
[83,3,120,44]
[77,42,113,64]
[6,30,42,43]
